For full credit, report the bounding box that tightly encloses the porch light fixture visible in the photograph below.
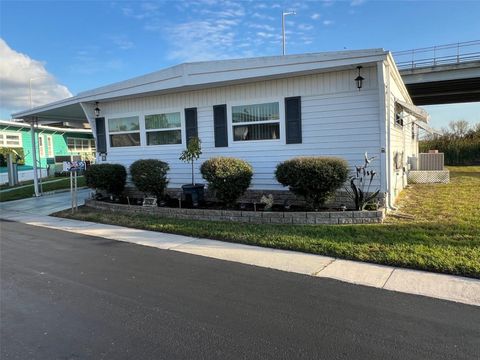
[94,102,101,118]
[355,66,364,90]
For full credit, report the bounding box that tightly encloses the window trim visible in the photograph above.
[227,98,284,145]
[144,110,184,147]
[105,109,186,150]
[394,103,404,128]
[46,135,54,157]
[0,131,22,148]
[67,137,96,153]
[106,114,142,148]
[38,135,45,157]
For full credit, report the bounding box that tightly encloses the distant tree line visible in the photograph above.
[420,120,480,165]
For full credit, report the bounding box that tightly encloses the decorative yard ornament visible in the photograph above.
[355,66,364,90]
[260,194,274,211]
[346,152,380,210]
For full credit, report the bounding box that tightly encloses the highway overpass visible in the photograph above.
[394,40,480,105]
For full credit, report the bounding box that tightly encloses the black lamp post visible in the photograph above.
[94,102,100,118]
[355,66,364,90]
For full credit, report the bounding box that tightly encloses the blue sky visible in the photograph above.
[1,0,479,129]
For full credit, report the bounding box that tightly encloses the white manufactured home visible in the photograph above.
[13,49,432,208]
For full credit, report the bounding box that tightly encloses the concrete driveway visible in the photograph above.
[0,188,91,216]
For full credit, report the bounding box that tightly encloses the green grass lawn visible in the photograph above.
[56,167,480,278]
[0,176,86,202]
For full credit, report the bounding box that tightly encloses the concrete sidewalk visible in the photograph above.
[1,199,479,307]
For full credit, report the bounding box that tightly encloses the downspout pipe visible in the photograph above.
[384,63,397,211]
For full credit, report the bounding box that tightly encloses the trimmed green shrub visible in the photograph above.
[130,159,169,200]
[200,157,253,207]
[84,164,126,196]
[275,157,349,209]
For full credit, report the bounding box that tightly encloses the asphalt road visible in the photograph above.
[1,220,479,360]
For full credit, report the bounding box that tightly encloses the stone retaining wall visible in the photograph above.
[84,200,385,225]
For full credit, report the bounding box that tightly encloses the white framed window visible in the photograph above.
[38,135,45,157]
[0,132,22,147]
[46,135,53,157]
[145,112,182,146]
[231,102,280,141]
[108,116,140,147]
[67,137,96,152]
[395,103,404,127]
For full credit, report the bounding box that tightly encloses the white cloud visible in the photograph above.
[167,19,243,62]
[322,0,335,7]
[252,12,275,21]
[311,13,321,20]
[70,46,126,75]
[0,38,72,116]
[248,23,275,32]
[110,35,135,50]
[298,24,313,31]
[351,0,366,6]
[323,20,334,26]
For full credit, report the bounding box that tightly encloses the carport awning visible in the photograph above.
[12,102,88,125]
[396,99,429,122]
[414,120,442,135]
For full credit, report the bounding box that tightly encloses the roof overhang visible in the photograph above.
[395,99,429,122]
[414,120,442,135]
[12,102,89,124]
[12,49,389,122]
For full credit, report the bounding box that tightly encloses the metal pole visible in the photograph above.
[30,120,40,197]
[70,171,74,213]
[74,171,78,211]
[29,79,33,109]
[282,11,296,56]
[37,132,43,195]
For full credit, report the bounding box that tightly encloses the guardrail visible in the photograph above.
[393,40,480,70]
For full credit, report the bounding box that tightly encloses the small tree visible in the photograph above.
[179,137,202,185]
[130,159,169,201]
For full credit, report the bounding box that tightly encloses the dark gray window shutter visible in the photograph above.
[285,96,302,144]
[95,117,107,153]
[185,107,198,141]
[213,104,228,147]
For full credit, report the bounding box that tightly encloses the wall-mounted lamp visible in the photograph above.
[355,66,364,91]
[94,102,100,118]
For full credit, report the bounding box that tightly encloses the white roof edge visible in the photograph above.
[0,120,92,133]
[13,49,388,118]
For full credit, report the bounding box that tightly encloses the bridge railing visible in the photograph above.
[393,40,480,70]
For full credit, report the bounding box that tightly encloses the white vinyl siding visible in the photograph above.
[387,64,419,202]
[95,66,381,189]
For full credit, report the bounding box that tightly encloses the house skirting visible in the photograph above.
[122,187,386,209]
[407,170,450,184]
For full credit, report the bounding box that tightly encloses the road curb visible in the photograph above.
[1,209,479,307]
